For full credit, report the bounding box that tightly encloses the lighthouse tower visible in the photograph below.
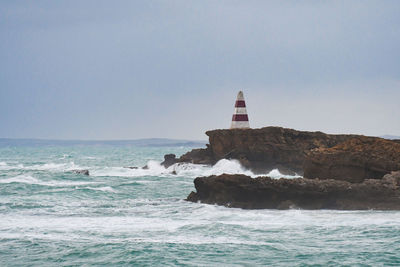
[230,91,250,129]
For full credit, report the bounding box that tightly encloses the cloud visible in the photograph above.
[0,1,399,139]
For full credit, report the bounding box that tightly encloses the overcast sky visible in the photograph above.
[1,1,399,140]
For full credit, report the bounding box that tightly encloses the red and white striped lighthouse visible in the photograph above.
[230,91,250,129]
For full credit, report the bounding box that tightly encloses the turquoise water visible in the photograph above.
[1,144,400,266]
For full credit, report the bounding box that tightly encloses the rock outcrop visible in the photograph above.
[71,169,90,175]
[304,137,400,182]
[187,172,400,210]
[161,154,178,168]
[177,127,358,174]
[178,145,215,165]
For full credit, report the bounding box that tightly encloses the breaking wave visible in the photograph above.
[91,159,301,179]
[0,159,301,179]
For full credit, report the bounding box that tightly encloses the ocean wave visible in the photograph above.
[0,161,84,172]
[24,162,81,171]
[0,175,40,185]
[0,162,24,170]
[0,175,98,187]
[90,160,166,177]
[91,159,301,179]
[84,186,117,193]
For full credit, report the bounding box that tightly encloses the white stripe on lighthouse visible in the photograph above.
[234,107,247,114]
[231,121,250,128]
[230,91,250,129]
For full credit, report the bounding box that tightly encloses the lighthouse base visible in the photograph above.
[230,121,250,129]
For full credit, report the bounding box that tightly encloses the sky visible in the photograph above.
[0,1,399,140]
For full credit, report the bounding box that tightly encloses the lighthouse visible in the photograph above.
[230,91,250,129]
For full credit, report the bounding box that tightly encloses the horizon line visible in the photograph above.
[0,137,208,142]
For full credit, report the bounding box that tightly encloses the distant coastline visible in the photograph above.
[0,138,207,147]
[380,135,400,140]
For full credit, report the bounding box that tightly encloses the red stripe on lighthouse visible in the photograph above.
[235,100,246,107]
[232,114,249,121]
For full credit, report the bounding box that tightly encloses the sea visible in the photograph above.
[0,140,399,266]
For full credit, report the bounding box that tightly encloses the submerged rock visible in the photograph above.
[71,169,89,176]
[186,172,400,210]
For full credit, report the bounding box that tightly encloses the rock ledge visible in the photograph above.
[186,172,400,210]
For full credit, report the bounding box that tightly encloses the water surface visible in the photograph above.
[0,144,399,266]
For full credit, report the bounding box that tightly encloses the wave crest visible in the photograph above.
[91,159,301,179]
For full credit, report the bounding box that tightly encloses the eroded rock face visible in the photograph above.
[187,172,400,210]
[304,137,400,183]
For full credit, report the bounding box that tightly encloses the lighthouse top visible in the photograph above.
[230,91,250,129]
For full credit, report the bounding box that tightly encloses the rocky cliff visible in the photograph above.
[177,127,359,174]
[205,127,360,174]
[187,172,400,210]
[174,127,400,182]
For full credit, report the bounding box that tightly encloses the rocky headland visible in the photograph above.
[167,126,400,210]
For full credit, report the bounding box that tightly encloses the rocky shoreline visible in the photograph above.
[165,126,400,210]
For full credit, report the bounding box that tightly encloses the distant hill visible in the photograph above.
[380,135,400,140]
[0,138,207,147]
